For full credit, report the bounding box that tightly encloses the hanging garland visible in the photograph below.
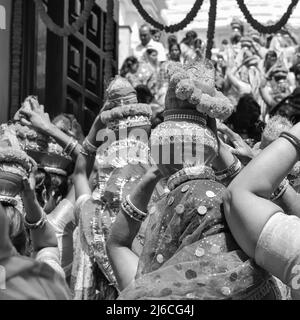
[237,0,299,34]
[131,0,205,33]
[206,0,217,60]
[34,0,95,37]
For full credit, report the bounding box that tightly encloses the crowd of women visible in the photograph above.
[121,19,300,126]
[1,17,300,300]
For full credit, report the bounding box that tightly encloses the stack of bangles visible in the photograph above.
[271,178,289,201]
[280,131,300,158]
[80,138,98,157]
[64,137,79,157]
[121,195,148,222]
[215,156,242,181]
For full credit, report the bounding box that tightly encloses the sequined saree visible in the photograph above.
[71,139,158,300]
[119,170,281,300]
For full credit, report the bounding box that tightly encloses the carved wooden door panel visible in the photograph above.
[45,0,118,134]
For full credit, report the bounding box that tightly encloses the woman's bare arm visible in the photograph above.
[223,123,300,258]
[107,167,162,290]
[22,174,58,251]
[73,114,106,200]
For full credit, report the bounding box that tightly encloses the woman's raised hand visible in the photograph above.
[18,97,52,135]
[217,122,255,165]
[22,168,37,199]
[130,166,163,213]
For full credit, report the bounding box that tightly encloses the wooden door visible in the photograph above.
[42,0,118,134]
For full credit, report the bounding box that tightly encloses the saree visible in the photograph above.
[119,172,281,300]
[71,139,158,300]
[0,249,70,300]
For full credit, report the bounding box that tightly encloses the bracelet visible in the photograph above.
[79,147,90,157]
[271,178,289,201]
[24,211,48,230]
[82,138,98,155]
[64,137,78,157]
[280,132,300,158]
[121,195,148,222]
[215,157,242,181]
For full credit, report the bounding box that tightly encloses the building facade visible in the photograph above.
[0,0,119,133]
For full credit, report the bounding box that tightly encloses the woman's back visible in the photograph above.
[119,177,280,300]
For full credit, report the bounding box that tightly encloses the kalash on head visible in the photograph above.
[150,59,234,172]
[97,76,153,167]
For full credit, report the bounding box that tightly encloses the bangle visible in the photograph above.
[280,132,300,158]
[271,178,289,201]
[79,147,90,157]
[82,138,98,155]
[64,137,78,156]
[215,157,242,181]
[121,195,148,222]
[24,211,48,230]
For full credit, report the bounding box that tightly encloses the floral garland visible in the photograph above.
[34,0,95,37]
[206,0,217,60]
[0,148,37,172]
[237,0,299,34]
[101,104,152,124]
[131,0,205,33]
[167,62,234,120]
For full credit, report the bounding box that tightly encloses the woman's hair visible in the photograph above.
[168,43,181,55]
[261,115,292,148]
[222,39,229,45]
[150,28,161,36]
[226,94,264,141]
[36,171,69,209]
[230,34,241,45]
[45,172,69,199]
[167,35,178,47]
[120,56,139,78]
[52,113,85,143]
[1,203,27,255]
[35,169,46,188]
[265,50,277,60]
[271,87,300,123]
[181,30,198,46]
[146,48,158,56]
[135,85,154,104]
[290,63,300,77]
[194,38,202,49]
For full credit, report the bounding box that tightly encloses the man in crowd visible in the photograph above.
[133,24,166,63]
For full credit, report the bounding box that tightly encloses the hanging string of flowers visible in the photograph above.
[237,0,299,34]
[34,0,95,37]
[131,0,205,33]
[206,0,217,60]
[104,0,115,88]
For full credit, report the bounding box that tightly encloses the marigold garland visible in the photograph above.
[131,0,205,33]
[166,62,234,120]
[34,0,95,37]
[237,0,299,34]
[206,0,217,60]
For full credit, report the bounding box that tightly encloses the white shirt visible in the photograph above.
[133,39,167,63]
